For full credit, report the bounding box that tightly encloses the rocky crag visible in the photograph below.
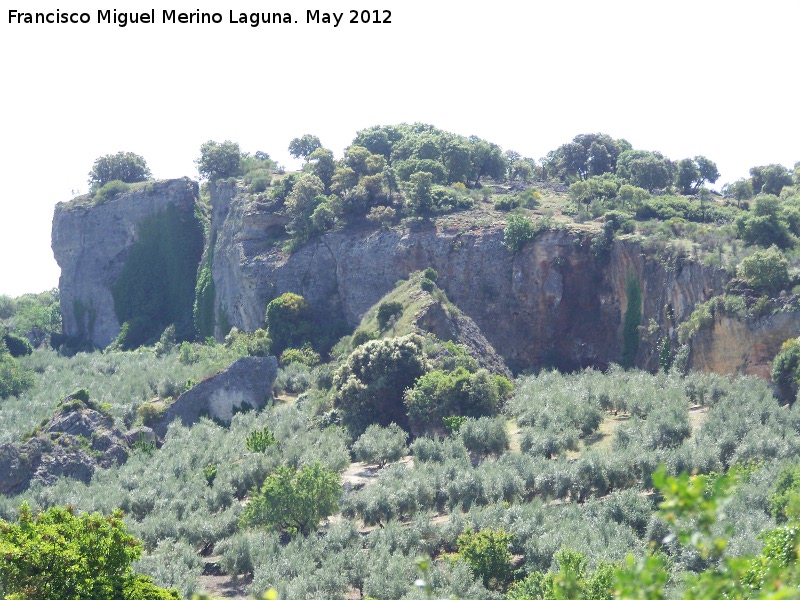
[52,178,203,348]
[52,178,800,377]
[210,181,737,373]
[0,393,131,496]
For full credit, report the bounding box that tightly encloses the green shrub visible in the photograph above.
[0,502,179,600]
[137,402,166,426]
[131,432,156,455]
[280,346,320,367]
[333,334,427,436]
[265,293,316,355]
[456,527,514,590]
[458,416,509,455]
[376,301,403,330]
[404,368,502,433]
[677,296,722,343]
[0,341,34,400]
[738,245,790,294]
[352,423,408,467]
[202,463,218,486]
[769,463,800,524]
[423,267,438,282]
[2,332,33,357]
[274,362,314,395]
[420,278,435,292]
[92,180,132,204]
[351,329,377,348]
[494,195,521,211]
[246,426,278,453]
[442,415,466,433]
[503,214,535,253]
[240,462,340,536]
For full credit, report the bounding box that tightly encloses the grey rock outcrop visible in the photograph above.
[52,178,200,348]
[209,182,728,372]
[152,356,278,439]
[0,394,130,496]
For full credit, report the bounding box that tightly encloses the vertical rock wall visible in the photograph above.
[52,178,201,348]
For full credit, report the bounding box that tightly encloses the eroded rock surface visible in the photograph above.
[151,356,278,439]
[52,178,200,348]
[0,393,130,496]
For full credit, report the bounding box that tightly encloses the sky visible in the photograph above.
[1,0,798,297]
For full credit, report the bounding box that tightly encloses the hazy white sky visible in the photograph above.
[1,0,798,297]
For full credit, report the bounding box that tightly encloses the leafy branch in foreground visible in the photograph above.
[0,502,178,600]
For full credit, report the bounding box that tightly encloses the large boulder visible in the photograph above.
[152,356,278,439]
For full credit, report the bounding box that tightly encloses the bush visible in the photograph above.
[196,140,242,181]
[333,334,428,436]
[92,180,132,204]
[456,527,514,590]
[376,301,403,330]
[773,338,800,397]
[265,293,316,355]
[404,368,503,433]
[503,214,536,252]
[0,341,34,399]
[494,195,521,211]
[246,426,278,453]
[88,152,152,188]
[738,246,790,294]
[137,402,166,426]
[420,278,435,292]
[352,423,408,467]
[423,267,438,282]
[240,462,340,536]
[2,332,33,357]
[769,463,800,524]
[351,329,377,348]
[274,362,314,395]
[458,416,509,455]
[280,346,320,367]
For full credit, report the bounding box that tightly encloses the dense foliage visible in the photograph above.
[88,151,152,189]
[0,503,178,599]
[111,204,204,348]
[195,140,242,181]
[333,334,428,436]
[240,462,340,536]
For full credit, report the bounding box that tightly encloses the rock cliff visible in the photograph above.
[209,183,728,373]
[52,178,202,348]
[52,179,800,378]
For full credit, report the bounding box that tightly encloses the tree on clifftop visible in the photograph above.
[288,134,322,161]
[196,140,242,181]
[88,151,152,189]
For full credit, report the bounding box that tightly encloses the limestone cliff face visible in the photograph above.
[689,312,800,379]
[52,179,798,377]
[210,185,729,373]
[52,178,200,348]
